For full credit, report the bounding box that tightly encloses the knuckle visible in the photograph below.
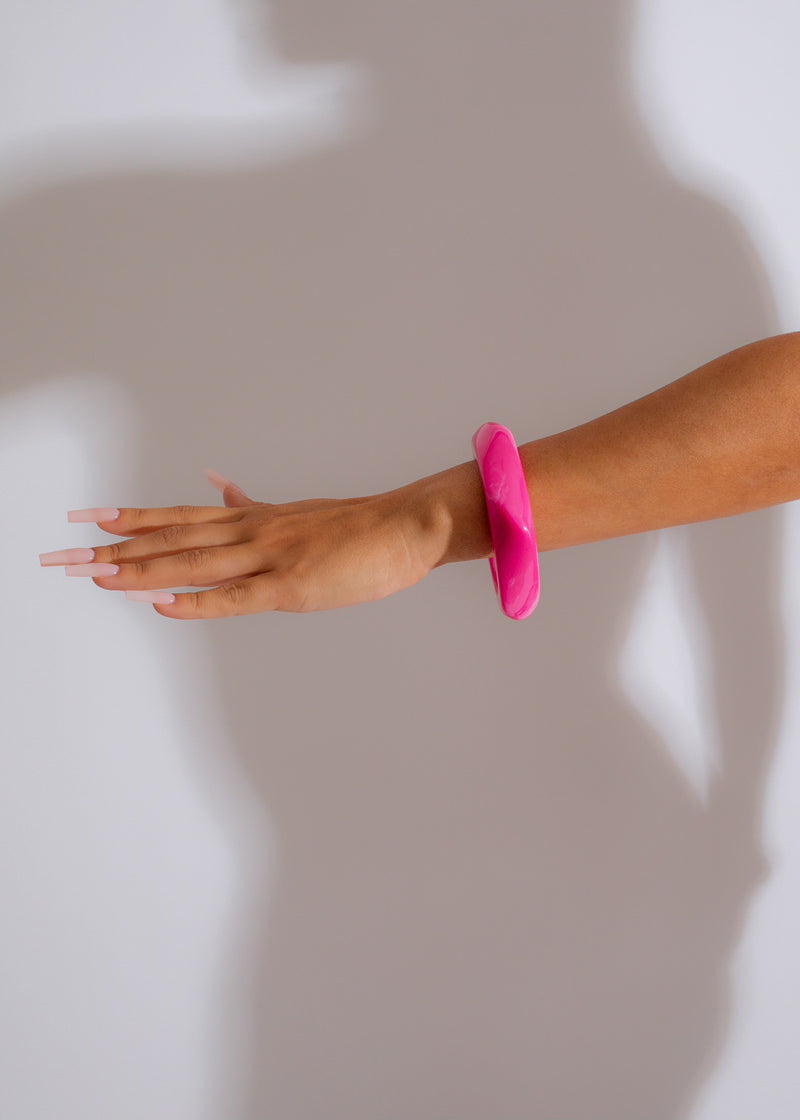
[273,572,305,612]
[221,582,248,609]
[127,560,149,580]
[180,591,204,615]
[105,542,125,563]
[160,524,185,549]
[172,505,196,521]
[184,548,208,573]
[124,507,146,527]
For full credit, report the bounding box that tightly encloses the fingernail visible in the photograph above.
[126,590,176,604]
[205,468,235,493]
[40,547,96,566]
[67,507,120,523]
[65,564,120,577]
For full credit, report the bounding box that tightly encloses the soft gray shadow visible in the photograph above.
[1,1,784,1117]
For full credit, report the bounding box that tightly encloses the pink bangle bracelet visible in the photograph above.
[472,422,540,620]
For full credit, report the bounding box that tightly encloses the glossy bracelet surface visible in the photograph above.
[472,422,540,620]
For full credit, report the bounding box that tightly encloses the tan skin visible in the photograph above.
[41,332,800,619]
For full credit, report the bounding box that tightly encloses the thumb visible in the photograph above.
[205,467,257,507]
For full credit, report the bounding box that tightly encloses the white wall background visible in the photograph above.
[1,2,797,1118]
[632,4,800,1116]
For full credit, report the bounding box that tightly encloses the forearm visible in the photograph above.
[412,332,800,567]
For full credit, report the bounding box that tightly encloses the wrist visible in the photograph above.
[388,461,494,571]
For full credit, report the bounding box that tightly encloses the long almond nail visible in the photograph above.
[67,507,120,523]
[65,564,120,577]
[126,590,176,604]
[39,548,96,566]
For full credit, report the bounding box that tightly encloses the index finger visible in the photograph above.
[67,504,249,536]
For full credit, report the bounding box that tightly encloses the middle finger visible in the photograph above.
[90,521,248,565]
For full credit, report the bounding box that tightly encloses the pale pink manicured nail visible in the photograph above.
[65,564,120,577]
[39,547,96,566]
[67,507,120,523]
[205,468,231,492]
[205,467,246,495]
[126,590,176,604]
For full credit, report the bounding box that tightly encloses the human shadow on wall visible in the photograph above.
[0,0,784,1117]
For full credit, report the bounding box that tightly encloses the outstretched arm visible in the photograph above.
[433,331,800,564]
[39,332,800,618]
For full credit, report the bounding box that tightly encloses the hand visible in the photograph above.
[57,472,444,620]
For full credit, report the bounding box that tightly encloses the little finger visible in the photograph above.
[151,573,283,619]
